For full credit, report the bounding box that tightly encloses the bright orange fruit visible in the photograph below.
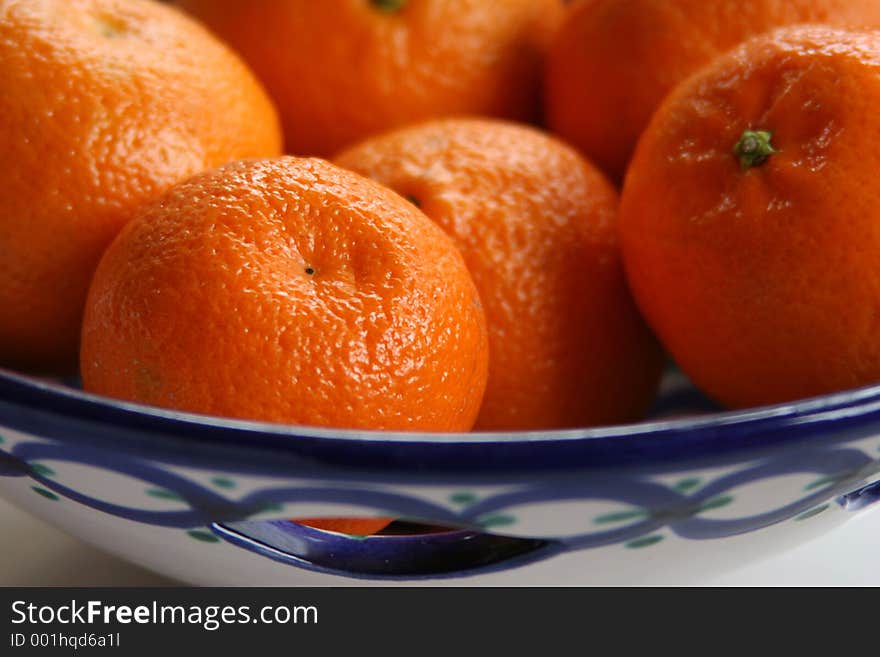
[81,157,489,432]
[296,519,393,536]
[176,0,562,156]
[0,0,282,372]
[338,119,663,430]
[621,26,880,409]
[546,0,880,182]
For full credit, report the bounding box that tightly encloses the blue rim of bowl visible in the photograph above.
[2,366,880,477]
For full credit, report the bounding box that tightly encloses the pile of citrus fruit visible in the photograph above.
[5,0,880,433]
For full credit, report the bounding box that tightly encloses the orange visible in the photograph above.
[80,157,489,432]
[296,518,393,536]
[0,0,282,373]
[620,25,880,409]
[545,0,880,182]
[337,119,664,430]
[175,0,562,157]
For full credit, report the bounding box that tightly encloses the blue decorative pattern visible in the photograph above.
[1,434,878,578]
[1,369,879,579]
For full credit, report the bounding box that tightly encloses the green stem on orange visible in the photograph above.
[371,0,408,13]
[734,130,778,171]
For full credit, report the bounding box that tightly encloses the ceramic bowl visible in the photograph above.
[0,366,878,586]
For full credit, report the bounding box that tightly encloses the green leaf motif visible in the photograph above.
[187,529,219,543]
[478,514,516,529]
[30,463,55,477]
[210,477,236,490]
[673,477,701,492]
[594,509,648,525]
[146,488,183,501]
[698,495,734,512]
[449,491,478,506]
[794,504,830,522]
[805,475,838,491]
[625,535,664,549]
[32,486,59,501]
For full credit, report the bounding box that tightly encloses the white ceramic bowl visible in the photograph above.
[0,367,878,585]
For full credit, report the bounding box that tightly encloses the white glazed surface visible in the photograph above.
[0,425,874,586]
[2,367,878,586]
[1,496,878,586]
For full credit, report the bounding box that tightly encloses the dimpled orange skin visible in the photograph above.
[81,157,489,432]
[546,0,880,182]
[620,26,880,410]
[337,119,664,430]
[0,0,282,373]
[175,0,563,157]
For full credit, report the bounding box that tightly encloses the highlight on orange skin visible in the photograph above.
[620,25,880,409]
[175,0,563,156]
[545,0,880,182]
[0,0,282,373]
[81,156,489,432]
[337,118,664,431]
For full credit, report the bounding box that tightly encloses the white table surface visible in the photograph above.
[0,497,876,587]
